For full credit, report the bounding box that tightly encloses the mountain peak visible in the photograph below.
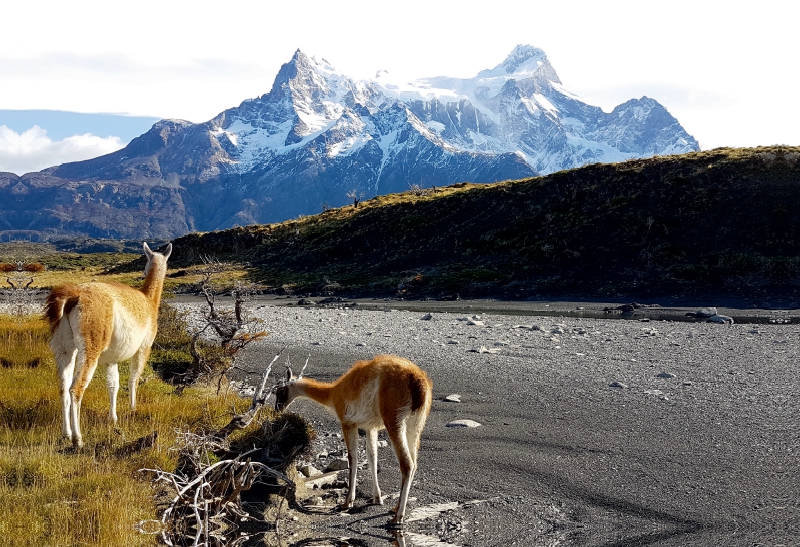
[476,45,547,77]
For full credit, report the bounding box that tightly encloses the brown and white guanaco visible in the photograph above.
[274,354,433,525]
[45,242,172,448]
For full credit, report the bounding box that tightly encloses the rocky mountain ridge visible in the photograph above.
[0,45,698,239]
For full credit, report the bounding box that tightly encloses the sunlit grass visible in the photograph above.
[0,315,261,546]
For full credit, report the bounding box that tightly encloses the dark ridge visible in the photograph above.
[162,146,800,302]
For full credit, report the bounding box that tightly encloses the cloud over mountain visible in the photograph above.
[0,125,123,175]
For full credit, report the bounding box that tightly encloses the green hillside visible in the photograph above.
[167,146,800,302]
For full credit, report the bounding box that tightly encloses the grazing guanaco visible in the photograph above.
[274,355,433,525]
[45,242,172,448]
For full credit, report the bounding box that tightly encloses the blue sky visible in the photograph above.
[1,0,797,174]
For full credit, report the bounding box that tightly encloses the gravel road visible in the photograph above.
[175,299,797,547]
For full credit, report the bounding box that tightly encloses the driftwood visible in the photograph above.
[140,349,302,547]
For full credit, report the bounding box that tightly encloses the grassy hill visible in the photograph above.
[165,146,800,303]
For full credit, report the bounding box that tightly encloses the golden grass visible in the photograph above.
[33,263,251,295]
[0,315,260,546]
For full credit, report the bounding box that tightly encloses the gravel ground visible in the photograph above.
[174,300,798,547]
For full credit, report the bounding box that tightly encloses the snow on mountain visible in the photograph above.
[205,45,697,181]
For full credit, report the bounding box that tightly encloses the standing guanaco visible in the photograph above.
[45,243,171,448]
[274,354,433,525]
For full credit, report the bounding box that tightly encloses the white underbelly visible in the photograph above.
[99,306,150,364]
[343,378,385,430]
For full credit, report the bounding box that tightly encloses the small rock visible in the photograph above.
[657,372,675,379]
[377,440,388,448]
[325,458,349,472]
[445,394,462,403]
[447,339,460,345]
[300,464,323,478]
[707,315,734,324]
[644,389,664,396]
[306,495,324,506]
[305,471,340,489]
[446,419,482,428]
[421,313,433,321]
[469,346,501,354]
[609,381,628,389]
[696,307,718,318]
[467,320,485,326]
[355,342,367,347]
[682,381,693,386]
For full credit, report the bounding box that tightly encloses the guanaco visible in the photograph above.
[45,242,172,448]
[274,355,433,525]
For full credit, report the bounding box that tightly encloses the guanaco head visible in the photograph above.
[143,242,172,275]
[274,368,299,412]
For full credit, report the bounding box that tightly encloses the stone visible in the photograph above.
[446,419,482,428]
[325,458,349,472]
[707,315,734,324]
[467,320,485,326]
[305,471,341,489]
[609,381,628,389]
[445,394,462,403]
[421,313,433,320]
[695,307,718,318]
[469,346,500,354]
[300,464,323,478]
[657,372,675,378]
[306,495,324,506]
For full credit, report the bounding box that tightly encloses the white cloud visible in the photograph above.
[0,125,124,175]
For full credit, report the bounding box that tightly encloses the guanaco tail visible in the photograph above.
[274,354,433,525]
[45,242,172,448]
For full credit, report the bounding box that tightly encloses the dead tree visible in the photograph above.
[187,258,269,391]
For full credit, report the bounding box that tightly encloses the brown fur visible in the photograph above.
[44,284,80,334]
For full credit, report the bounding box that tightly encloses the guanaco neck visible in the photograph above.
[140,259,167,308]
[293,378,335,409]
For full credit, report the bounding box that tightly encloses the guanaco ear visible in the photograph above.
[143,242,154,260]
[162,243,173,260]
[284,368,294,383]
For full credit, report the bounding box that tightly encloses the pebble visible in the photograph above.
[445,394,462,403]
[300,464,323,477]
[446,419,482,428]
[325,458,349,472]
[305,471,340,489]
[657,372,675,378]
[707,315,735,324]
[609,382,628,389]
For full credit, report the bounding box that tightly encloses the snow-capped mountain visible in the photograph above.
[0,46,698,239]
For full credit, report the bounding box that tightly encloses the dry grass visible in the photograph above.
[0,315,264,546]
